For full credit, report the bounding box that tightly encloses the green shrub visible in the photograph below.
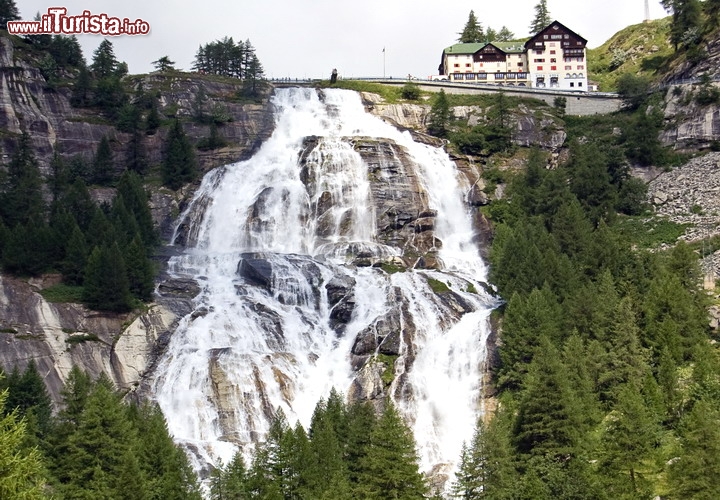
[400,82,421,100]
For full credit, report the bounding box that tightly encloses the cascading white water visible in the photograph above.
[151,87,496,487]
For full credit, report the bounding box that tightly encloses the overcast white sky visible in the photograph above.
[20,0,669,79]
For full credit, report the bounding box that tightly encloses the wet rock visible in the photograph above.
[238,254,273,290]
[157,277,201,299]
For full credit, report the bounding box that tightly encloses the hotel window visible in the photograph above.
[550,58,556,63]
[578,65,584,70]
[466,63,471,67]
[565,65,571,70]
[454,63,459,68]
[550,50,556,54]
[517,62,523,67]
[537,66,543,71]
[551,66,557,70]
[534,49,543,54]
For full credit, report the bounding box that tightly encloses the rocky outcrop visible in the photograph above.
[659,29,720,150]
[0,33,274,177]
[661,85,720,150]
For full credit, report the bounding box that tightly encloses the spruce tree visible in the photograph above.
[91,39,119,79]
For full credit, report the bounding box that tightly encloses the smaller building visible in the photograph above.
[438,20,588,91]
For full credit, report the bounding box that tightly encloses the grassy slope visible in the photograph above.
[588,17,673,91]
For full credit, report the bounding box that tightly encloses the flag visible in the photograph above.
[382,47,385,53]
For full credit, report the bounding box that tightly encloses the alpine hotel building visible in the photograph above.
[439,21,588,91]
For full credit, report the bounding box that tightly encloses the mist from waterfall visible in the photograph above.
[150,87,496,488]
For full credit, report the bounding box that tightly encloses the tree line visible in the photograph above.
[209,389,427,499]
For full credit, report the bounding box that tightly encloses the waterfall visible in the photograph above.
[151,87,497,487]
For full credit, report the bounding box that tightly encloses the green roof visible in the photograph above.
[491,42,526,53]
[443,43,484,55]
[443,41,526,55]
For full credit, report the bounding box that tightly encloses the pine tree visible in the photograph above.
[162,119,198,190]
[458,10,484,43]
[529,0,552,35]
[427,89,451,138]
[356,402,426,499]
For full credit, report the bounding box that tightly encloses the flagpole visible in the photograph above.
[383,47,386,78]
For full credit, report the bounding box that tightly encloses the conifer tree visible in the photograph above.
[0,0,20,29]
[0,388,46,499]
[458,10,484,43]
[427,89,450,138]
[91,39,120,79]
[82,243,133,312]
[514,337,581,458]
[125,235,155,302]
[496,26,515,42]
[356,402,426,499]
[529,0,552,35]
[59,375,145,498]
[599,384,660,496]
[92,135,114,185]
[667,399,720,498]
[1,132,45,228]
[162,119,198,190]
[62,223,88,285]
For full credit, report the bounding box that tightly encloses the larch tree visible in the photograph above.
[0,389,46,500]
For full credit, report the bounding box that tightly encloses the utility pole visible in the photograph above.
[644,0,650,22]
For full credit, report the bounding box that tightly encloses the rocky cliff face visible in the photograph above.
[660,30,720,150]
